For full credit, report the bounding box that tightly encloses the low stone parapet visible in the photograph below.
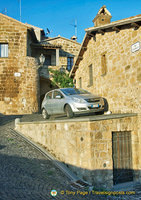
[15,113,140,189]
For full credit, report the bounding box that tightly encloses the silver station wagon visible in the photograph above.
[41,88,105,119]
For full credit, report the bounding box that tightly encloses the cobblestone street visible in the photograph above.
[0,115,141,200]
[0,115,99,200]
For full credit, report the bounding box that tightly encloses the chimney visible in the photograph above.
[92,5,112,27]
[71,35,77,41]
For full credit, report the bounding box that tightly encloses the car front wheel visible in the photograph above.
[65,105,74,118]
[42,108,50,119]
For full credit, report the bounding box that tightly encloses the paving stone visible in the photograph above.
[0,115,141,200]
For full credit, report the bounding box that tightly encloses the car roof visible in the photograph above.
[48,88,75,92]
[46,87,80,95]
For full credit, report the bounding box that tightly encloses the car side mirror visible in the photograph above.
[56,95,61,99]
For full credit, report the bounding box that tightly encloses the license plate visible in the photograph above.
[91,104,99,108]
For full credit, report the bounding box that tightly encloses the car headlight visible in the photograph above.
[72,97,86,103]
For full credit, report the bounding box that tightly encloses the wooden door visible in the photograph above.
[112,131,133,185]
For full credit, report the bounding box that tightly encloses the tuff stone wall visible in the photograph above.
[75,27,141,114]
[0,14,39,114]
[74,25,141,179]
[15,114,140,189]
[47,37,81,67]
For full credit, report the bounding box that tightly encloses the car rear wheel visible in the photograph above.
[65,105,74,118]
[42,108,50,119]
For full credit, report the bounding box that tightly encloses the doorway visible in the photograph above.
[112,131,133,185]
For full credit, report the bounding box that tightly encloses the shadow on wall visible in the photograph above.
[0,145,6,150]
[39,73,59,111]
[0,153,140,199]
[66,163,139,190]
[59,49,75,58]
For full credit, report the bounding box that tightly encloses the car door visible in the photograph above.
[44,91,53,114]
[52,90,65,114]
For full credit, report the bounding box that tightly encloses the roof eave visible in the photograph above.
[45,36,81,45]
[85,16,141,32]
[70,15,141,78]
[31,43,62,49]
[69,33,88,78]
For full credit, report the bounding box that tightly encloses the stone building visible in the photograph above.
[70,6,141,187]
[0,13,80,114]
[70,5,141,115]
[44,35,81,71]
[31,35,81,104]
[31,35,81,73]
[0,13,40,114]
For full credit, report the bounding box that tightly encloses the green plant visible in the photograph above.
[8,138,14,141]
[49,69,74,88]
[47,170,54,175]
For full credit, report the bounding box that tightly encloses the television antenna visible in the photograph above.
[70,19,77,38]
[18,0,22,21]
[46,28,53,36]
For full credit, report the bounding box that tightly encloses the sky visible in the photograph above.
[1,0,141,43]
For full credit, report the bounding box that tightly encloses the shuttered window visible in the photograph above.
[0,44,8,57]
[67,57,74,71]
[89,64,93,86]
[101,53,107,75]
[79,77,82,88]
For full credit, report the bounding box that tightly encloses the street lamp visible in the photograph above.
[39,54,45,65]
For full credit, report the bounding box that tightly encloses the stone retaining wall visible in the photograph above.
[15,114,140,189]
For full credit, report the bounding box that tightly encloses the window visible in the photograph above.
[45,55,51,65]
[46,92,52,99]
[67,57,74,71]
[53,91,64,99]
[61,88,90,96]
[89,64,93,86]
[101,53,107,75]
[0,44,8,57]
[79,77,82,88]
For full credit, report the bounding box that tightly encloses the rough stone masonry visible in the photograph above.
[0,14,39,114]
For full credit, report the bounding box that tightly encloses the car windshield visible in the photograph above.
[60,88,90,96]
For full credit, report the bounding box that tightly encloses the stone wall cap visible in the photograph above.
[17,113,137,125]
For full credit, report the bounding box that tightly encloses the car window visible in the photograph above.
[53,91,64,99]
[46,92,52,99]
[61,88,91,96]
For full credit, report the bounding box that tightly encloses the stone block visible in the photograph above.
[15,114,140,189]
[95,132,103,139]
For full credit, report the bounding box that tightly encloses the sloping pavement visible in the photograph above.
[0,116,101,200]
[0,114,141,200]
